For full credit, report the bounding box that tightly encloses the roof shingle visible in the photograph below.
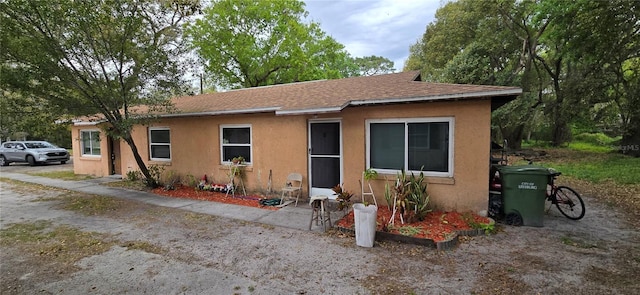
[168,70,521,116]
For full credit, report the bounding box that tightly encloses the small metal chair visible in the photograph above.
[280,173,303,206]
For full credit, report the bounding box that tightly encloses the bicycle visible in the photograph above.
[546,169,585,220]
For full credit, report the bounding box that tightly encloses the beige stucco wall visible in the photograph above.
[71,126,111,177]
[72,99,492,212]
[119,113,310,195]
[337,99,492,212]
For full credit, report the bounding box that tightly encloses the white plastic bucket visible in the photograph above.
[353,203,377,247]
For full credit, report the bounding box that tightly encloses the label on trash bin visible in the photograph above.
[518,182,538,190]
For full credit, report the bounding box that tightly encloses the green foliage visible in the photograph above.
[462,212,495,235]
[333,184,354,211]
[384,182,393,211]
[0,0,196,186]
[162,170,180,190]
[184,174,198,188]
[566,142,613,153]
[147,165,166,187]
[186,0,357,89]
[572,133,620,147]
[0,91,72,147]
[354,56,395,76]
[404,171,431,222]
[392,170,431,223]
[363,168,378,181]
[126,170,142,182]
[405,0,640,149]
[232,156,245,164]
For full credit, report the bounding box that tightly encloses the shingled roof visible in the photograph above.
[168,70,521,117]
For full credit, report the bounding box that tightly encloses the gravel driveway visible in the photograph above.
[1,165,638,294]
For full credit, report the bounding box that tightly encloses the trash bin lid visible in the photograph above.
[498,165,551,175]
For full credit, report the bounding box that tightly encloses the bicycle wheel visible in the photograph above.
[554,186,585,220]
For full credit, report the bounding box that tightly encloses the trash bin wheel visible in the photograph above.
[505,212,523,226]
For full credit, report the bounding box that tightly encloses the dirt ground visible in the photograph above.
[1,163,639,294]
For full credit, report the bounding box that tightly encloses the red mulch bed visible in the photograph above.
[335,206,492,242]
[152,184,279,211]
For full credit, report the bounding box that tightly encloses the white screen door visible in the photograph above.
[309,121,342,198]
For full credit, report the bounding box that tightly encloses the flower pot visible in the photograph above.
[353,203,378,247]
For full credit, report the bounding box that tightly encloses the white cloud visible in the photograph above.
[304,0,440,70]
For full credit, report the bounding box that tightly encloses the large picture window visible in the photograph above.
[149,128,171,161]
[221,125,252,164]
[367,118,453,177]
[80,130,101,156]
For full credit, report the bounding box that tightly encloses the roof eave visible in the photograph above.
[73,120,104,126]
[275,106,343,116]
[159,107,281,118]
[349,88,523,106]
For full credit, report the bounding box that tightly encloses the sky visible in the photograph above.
[303,0,441,72]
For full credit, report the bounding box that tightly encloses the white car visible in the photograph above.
[0,141,70,166]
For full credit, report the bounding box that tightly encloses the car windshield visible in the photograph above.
[25,142,57,149]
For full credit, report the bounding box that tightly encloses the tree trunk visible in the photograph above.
[122,135,158,188]
[500,123,525,150]
[551,119,571,147]
[549,88,572,147]
[620,113,640,157]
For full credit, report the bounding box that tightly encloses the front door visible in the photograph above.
[309,121,342,199]
[108,136,122,175]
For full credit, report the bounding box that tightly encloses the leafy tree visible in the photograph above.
[563,0,640,156]
[0,91,71,147]
[0,0,198,186]
[404,0,481,81]
[186,0,356,89]
[405,0,537,149]
[354,55,395,76]
[405,0,639,151]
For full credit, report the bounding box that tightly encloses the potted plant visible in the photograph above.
[361,168,378,206]
[363,168,378,181]
[231,156,245,165]
[332,184,354,213]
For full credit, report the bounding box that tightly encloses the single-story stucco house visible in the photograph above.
[71,71,521,212]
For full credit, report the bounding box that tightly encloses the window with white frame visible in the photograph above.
[149,128,171,160]
[220,125,252,163]
[367,118,453,177]
[81,130,101,156]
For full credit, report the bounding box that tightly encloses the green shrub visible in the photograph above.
[126,170,141,182]
[573,132,620,146]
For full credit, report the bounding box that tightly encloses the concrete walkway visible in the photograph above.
[0,172,344,233]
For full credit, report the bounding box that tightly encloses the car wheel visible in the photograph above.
[61,161,67,164]
[0,155,8,166]
[27,155,36,166]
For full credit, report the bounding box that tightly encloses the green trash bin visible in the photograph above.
[498,165,550,227]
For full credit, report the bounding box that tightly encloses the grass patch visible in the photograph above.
[58,193,128,215]
[0,178,66,194]
[27,170,93,181]
[103,179,149,191]
[0,221,113,264]
[535,149,640,185]
[567,141,614,153]
[389,225,424,237]
[560,235,598,249]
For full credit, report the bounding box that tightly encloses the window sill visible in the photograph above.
[373,173,455,185]
[425,176,455,185]
[219,164,253,173]
[149,160,172,166]
[79,155,101,161]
